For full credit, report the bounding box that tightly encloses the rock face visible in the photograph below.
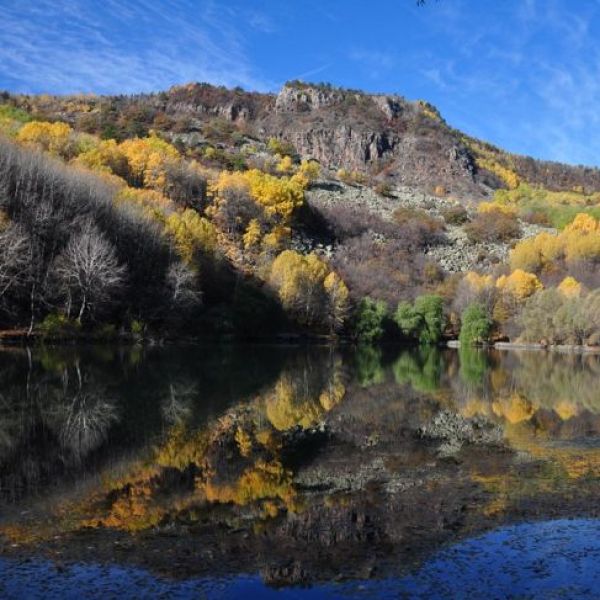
[266,85,483,197]
[158,82,600,197]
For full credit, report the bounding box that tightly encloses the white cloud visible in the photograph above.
[0,0,273,94]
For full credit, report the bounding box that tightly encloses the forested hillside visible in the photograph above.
[2,83,600,345]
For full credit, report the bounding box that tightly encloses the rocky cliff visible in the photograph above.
[12,81,600,199]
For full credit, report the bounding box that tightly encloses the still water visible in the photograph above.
[1,344,600,597]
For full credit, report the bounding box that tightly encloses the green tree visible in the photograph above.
[354,297,387,344]
[415,295,444,344]
[395,301,422,339]
[395,295,445,345]
[459,303,492,346]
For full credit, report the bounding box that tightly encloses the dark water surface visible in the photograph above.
[1,344,600,597]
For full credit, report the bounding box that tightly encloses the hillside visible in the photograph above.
[8,82,600,198]
[2,82,600,346]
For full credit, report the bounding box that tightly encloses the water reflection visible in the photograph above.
[1,344,600,587]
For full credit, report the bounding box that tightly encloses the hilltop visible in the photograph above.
[7,81,600,199]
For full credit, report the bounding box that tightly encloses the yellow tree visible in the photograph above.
[74,139,128,178]
[242,219,262,249]
[165,209,216,263]
[120,134,179,190]
[323,271,349,333]
[16,120,73,157]
[496,269,542,300]
[269,250,332,327]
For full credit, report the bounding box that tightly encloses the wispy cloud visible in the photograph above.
[0,0,273,94]
[349,49,396,79]
[406,0,600,165]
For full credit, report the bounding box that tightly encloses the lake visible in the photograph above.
[1,344,600,598]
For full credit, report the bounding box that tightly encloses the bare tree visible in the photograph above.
[0,223,32,313]
[53,221,126,322]
[166,261,202,311]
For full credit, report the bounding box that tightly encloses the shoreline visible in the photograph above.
[448,339,600,354]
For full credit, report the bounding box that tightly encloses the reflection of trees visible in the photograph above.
[0,350,121,501]
[393,347,442,393]
[46,389,118,463]
[161,381,197,426]
[459,346,490,389]
[263,354,346,431]
[355,346,385,387]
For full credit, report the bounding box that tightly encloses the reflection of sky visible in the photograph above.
[2,519,599,598]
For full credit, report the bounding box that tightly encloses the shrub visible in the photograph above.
[267,137,296,158]
[464,210,521,243]
[459,303,492,346]
[38,313,81,338]
[375,182,394,197]
[395,294,445,345]
[353,297,387,344]
[441,205,469,225]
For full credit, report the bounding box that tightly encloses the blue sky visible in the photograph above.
[1,0,599,166]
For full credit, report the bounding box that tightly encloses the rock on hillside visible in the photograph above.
[11,81,600,198]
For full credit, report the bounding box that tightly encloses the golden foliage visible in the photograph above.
[212,168,305,222]
[205,460,295,507]
[235,426,253,457]
[477,158,520,189]
[558,276,582,298]
[16,120,73,156]
[115,186,171,222]
[496,269,542,300]
[478,201,518,217]
[511,214,600,272]
[463,271,494,293]
[492,393,534,424]
[74,139,128,176]
[119,134,179,190]
[265,376,325,431]
[242,218,262,249]
[297,160,320,183]
[275,154,294,175]
[269,250,349,329]
[565,213,600,234]
[165,209,217,262]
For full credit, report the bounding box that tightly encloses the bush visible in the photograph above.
[414,294,445,344]
[375,182,394,197]
[464,210,521,243]
[394,294,445,345]
[353,297,387,344]
[459,303,492,346]
[441,205,469,225]
[38,313,81,338]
